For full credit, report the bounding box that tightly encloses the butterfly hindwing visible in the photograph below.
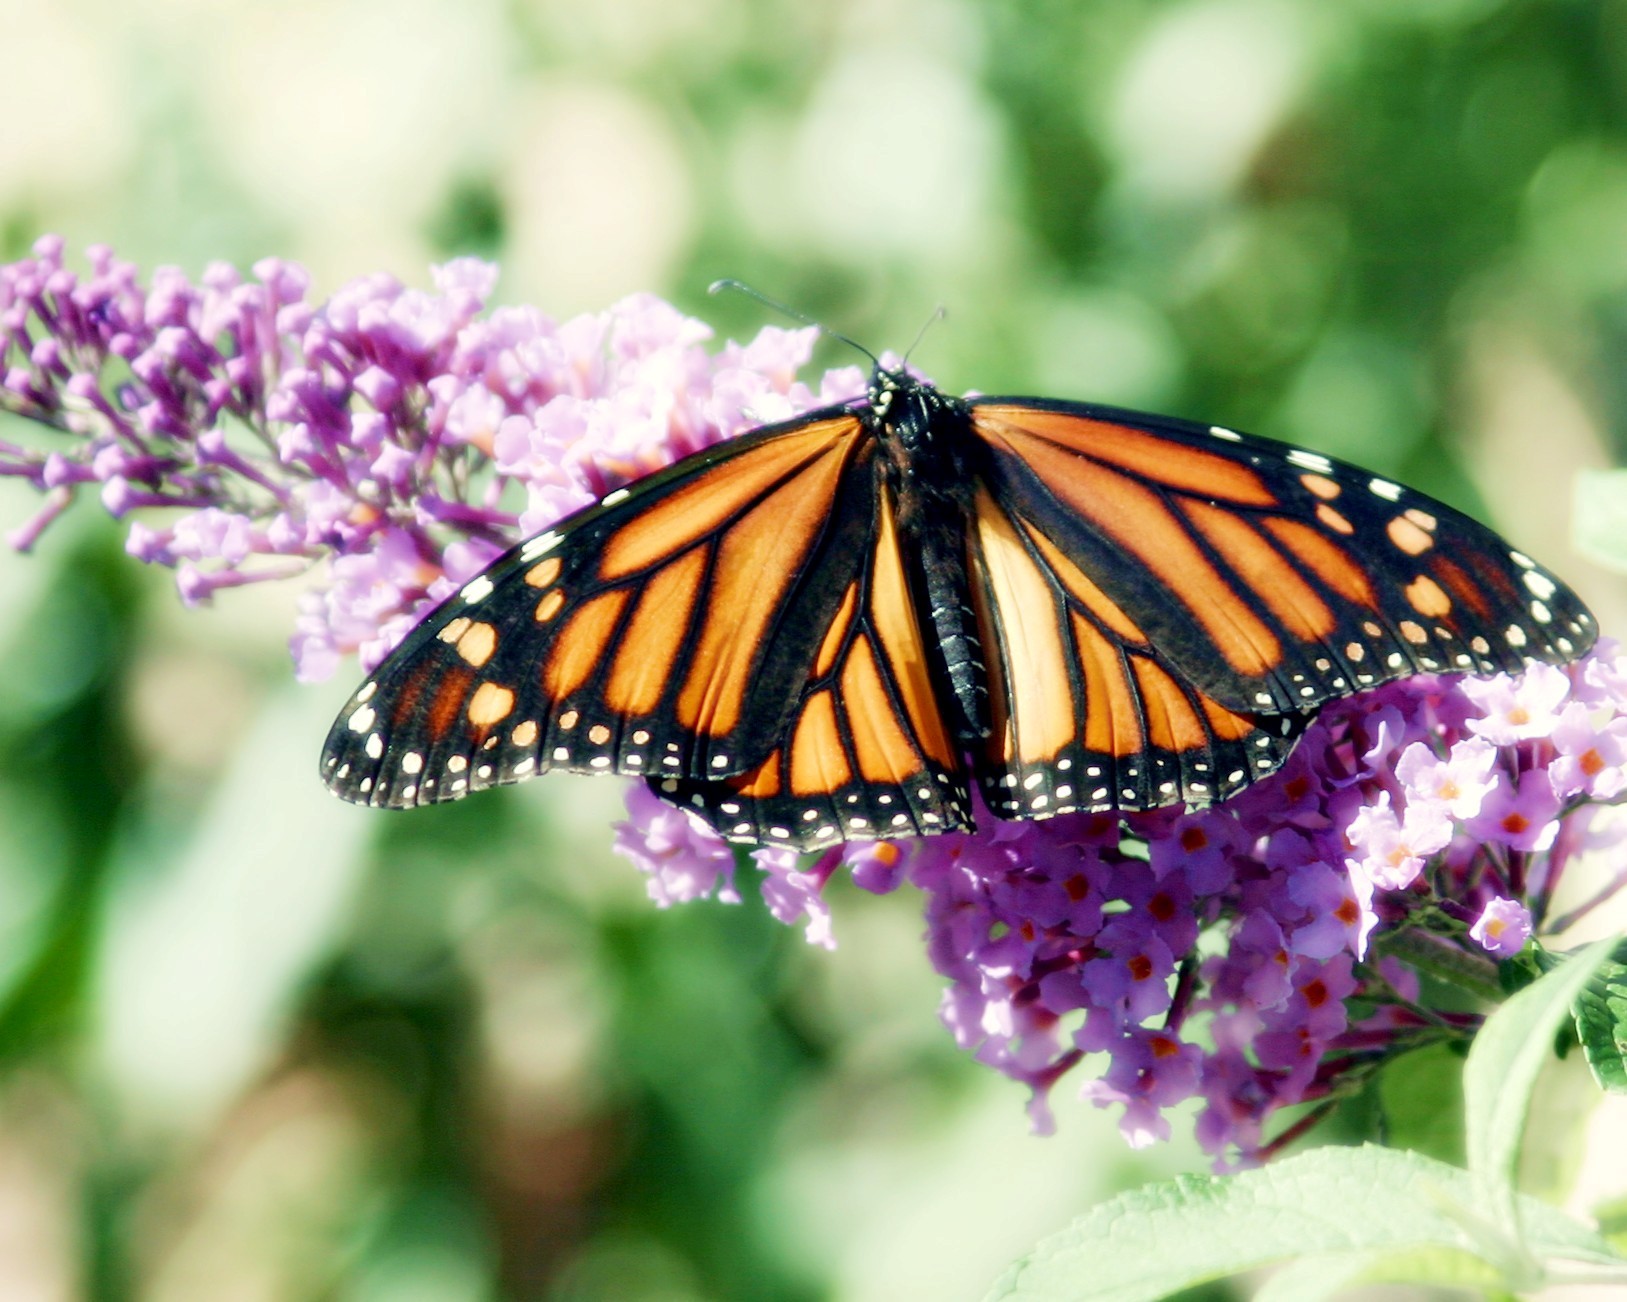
[321,409,878,807]
[965,480,1309,817]
[969,399,1593,719]
[657,475,973,848]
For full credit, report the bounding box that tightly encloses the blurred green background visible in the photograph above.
[3,0,1627,1298]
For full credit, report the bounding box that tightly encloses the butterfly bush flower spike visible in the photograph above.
[0,236,836,681]
[885,668,1624,1160]
[2,241,1616,1167]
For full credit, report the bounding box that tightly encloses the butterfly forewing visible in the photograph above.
[321,409,875,807]
[969,400,1594,720]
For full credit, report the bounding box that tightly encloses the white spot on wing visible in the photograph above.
[461,575,495,604]
[1369,478,1402,502]
[521,531,562,560]
[1209,425,1242,442]
[1287,449,1332,473]
[348,706,376,734]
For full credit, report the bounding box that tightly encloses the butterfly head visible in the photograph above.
[867,367,903,415]
[867,365,939,429]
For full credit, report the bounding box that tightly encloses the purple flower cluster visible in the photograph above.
[622,657,1627,1161]
[0,235,854,679]
[5,240,1621,1164]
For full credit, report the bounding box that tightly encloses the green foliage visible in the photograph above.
[985,1145,1618,1302]
[1574,469,1627,575]
[1571,940,1627,1095]
[1376,1041,1467,1166]
[986,942,1627,1301]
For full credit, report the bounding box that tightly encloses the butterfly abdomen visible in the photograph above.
[878,377,993,745]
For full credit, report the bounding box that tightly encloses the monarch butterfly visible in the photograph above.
[320,360,1596,849]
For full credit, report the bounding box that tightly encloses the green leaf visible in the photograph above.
[1574,469,1627,574]
[1255,1245,1502,1302]
[1463,936,1617,1247]
[1572,944,1627,1094]
[1594,1192,1627,1255]
[1378,1041,1465,1166]
[982,1145,1621,1302]
[1497,943,1555,994]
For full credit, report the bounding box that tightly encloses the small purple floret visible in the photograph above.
[614,782,740,908]
[1469,897,1533,958]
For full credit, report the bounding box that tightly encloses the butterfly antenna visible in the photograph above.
[902,305,947,367]
[708,279,880,368]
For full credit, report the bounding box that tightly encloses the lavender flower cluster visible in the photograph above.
[4,239,1621,1164]
[622,660,1627,1159]
[0,234,854,679]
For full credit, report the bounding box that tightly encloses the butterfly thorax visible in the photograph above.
[868,368,992,745]
[869,369,979,511]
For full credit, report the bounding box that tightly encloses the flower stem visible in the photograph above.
[1374,926,1504,1004]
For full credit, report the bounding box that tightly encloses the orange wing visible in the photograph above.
[964,398,1594,814]
[322,411,887,810]
[658,478,971,848]
[966,483,1303,815]
[971,401,1592,710]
